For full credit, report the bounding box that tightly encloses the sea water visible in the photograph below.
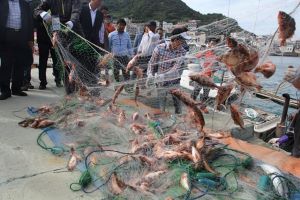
[244,56,300,115]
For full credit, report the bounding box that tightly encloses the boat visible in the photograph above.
[254,89,299,109]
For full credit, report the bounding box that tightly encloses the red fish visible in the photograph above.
[189,74,218,89]
[112,84,125,105]
[254,62,276,78]
[235,72,262,90]
[215,84,234,109]
[230,104,245,129]
[278,11,296,46]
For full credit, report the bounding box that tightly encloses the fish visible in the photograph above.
[169,89,198,108]
[112,84,125,105]
[278,11,296,46]
[196,137,205,151]
[192,146,201,163]
[203,158,218,174]
[189,74,219,89]
[130,123,146,135]
[220,38,259,75]
[36,119,55,128]
[254,62,276,78]
[132,112,139,121]
[235,72,262,90]
[230,104,245,129]
[118,110,126,125]
[180,173,191,191]
[126,55,139,73]
[226,37,238,48]
[67,147,81,171]
[30,118,44,128]
[135,84,140,107]
[98,53,113,68]
[139,155,156,166]
[215,84,234,109]
[191,106,205,131]
[142,171,166,183]
[110,173,126,195]
[260,164,289,198]
[18,118,35,128]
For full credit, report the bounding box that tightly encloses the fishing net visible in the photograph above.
[19,1,300,199]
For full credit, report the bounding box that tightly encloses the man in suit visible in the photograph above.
[0,0,34,100]
[80,0,103,48]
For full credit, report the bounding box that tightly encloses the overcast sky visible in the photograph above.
[182,0,300,40]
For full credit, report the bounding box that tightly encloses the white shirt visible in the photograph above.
[138,31,160,57]
[89,3,97,26]
[89,3,105,45]
[6,0,21,29]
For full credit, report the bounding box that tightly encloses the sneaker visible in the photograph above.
[39,85,46,90]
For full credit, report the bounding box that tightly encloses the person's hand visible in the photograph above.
[40,12,52,24]
[65,21,73,30]
[284,67,300,89]
[52,32,58,47]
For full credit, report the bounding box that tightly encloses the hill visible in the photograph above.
[103,0,225,24]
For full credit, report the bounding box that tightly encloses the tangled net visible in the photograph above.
[19,3,300,199]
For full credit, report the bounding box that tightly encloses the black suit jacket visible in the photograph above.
[80,5,103,46]
[0,0,34,46]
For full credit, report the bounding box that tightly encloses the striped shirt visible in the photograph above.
[6,0,22,29]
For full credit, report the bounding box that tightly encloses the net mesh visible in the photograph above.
[21,2,300,199]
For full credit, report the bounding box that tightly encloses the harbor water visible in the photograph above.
[244,56,300,115]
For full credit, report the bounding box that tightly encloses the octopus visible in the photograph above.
[278,11,296,46]
[230,104,245,129]
[254,61,276,78]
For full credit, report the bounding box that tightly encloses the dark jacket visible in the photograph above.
[34,0,82,33]
[0,0,34,46]
[80,4,103,47]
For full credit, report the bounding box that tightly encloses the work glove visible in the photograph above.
[65,21,74,30]
[40,12,51,24]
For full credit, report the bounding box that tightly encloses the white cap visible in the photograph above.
[179,32,192,40]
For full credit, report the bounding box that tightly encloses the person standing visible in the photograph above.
[34,0,82,34]
[108,19,132,83]
[147,28,190,114]
[136,21,160,75]
[133,25,146,55]
[35,18,63,89]
[34,0,82,94]
[0,0,34,100]
[284,66,300,157]
[80,0,104,48]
